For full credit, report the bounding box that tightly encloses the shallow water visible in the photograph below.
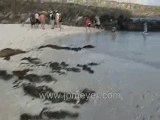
[61,31,160,68]
[52,31,160,120]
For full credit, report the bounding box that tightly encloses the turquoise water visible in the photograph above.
[61,31,160,68]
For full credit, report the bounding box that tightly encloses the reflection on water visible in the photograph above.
[62,31,160,68]
[111,31,117,41]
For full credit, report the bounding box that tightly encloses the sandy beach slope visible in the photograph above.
[0,24,160,120]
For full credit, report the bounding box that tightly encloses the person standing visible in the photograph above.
[58,13,62,31]
[55,10,60,28]
[39,13,47,29]
[49,11,55,29]
[35,12,40,28]
[85,17,92,32]
[30,13,36,28]
[95,15,101,29]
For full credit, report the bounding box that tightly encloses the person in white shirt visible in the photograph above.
[35,12,40,28]
[49,11,55,29]
[55,10,60,28]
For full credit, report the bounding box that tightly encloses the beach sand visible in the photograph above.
[0,24,160,120]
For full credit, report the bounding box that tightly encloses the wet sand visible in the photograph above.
[0,24,160,120]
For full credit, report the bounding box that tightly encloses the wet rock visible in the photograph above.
[83,45,95,49]
[24,74,40,83]
[0,70,13,80]
[49,62,62,71]
[60,62,69,67]
[41,75,57,82]
[42,110,79,119]
[20,113,40,120]
[24,74,57,83]
[23,84,54,98]
[0,48,25,60]
[38,44,94,52]
[20,108,79,120]
[13,69,30,79]
[23,84,95,105]
[88,62,99,66]
[78,88,95,104]
[82,65,94,74]
[49,62,81,74]
[66,67,81,72]
[77,63,99,74]
[77,64,94,74]
[21,57,41,65]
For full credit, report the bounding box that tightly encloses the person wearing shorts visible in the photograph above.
[85,17,92,32]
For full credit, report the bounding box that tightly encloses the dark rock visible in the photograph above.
[49,62,62,71]
[60,62,69,67]
[83,45,95,49]
[66,67,81,73]
[49,62,81,74]
[13,69,30,79]
[21,57,41,65]
[24,74,40,83]
[88,62,99,66]
[41,75,57,82]
[20,109,79,120]
[77,64,94,74]
[43,110,79,119]
[23,84,95,105]
[0,70,13,80]
[38,44,94,52]
[0,48,26,60]
[82,65,94,74]
[20,113,32,120]
[23,74,56,83]
[79,88,95,104]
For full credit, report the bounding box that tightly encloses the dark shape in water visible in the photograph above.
[21,57,41,65]
[38,44,95,52]
[20,108,79,120]
[0,48,25,60]
[0,70,13,80]
[23,84,95,104]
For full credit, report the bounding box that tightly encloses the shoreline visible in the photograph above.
[0,24,100,50]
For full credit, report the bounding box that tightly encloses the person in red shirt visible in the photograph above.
[39,13,47,29]
[85,17,92,32]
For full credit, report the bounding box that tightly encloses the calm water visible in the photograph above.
[57,31,160,120]
[61,31,160,68]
